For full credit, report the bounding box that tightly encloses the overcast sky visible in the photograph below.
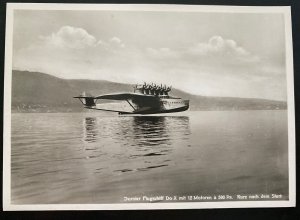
[12,9,287,100]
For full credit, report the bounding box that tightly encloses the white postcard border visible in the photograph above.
[3,3,296,211]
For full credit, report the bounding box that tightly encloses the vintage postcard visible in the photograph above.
[3,3,295,210]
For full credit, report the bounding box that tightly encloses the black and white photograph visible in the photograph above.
[3,3,295,210]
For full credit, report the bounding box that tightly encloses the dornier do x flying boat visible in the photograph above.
[74,83,190,115]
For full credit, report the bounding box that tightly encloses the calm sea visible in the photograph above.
[11,110,289,204]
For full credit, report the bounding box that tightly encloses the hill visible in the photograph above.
[11,70,287,113]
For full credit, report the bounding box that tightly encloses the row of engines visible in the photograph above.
[134,83,172,96]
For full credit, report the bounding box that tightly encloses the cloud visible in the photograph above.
[41,26,97,49]
[14,26,128,77]
[146,47,179,59]
[187,36,259,62]
[145,36,259,64]
[195,36,248,55]
[109,37,125,48]
[110,37,121,44]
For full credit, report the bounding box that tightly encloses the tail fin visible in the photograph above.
[74,91,96,107]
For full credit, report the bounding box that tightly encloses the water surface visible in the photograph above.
[11,110,288,204]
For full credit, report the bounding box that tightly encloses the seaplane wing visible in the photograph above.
[74,92,160,114]
[95,92,160,113]
[95,92,157,101]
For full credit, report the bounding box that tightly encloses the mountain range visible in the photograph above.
[11,70,287,113]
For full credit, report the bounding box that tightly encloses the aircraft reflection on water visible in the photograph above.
[83,117,98,143]
[82,116,191,149]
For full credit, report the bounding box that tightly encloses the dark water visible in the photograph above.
[11,111,289,204]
